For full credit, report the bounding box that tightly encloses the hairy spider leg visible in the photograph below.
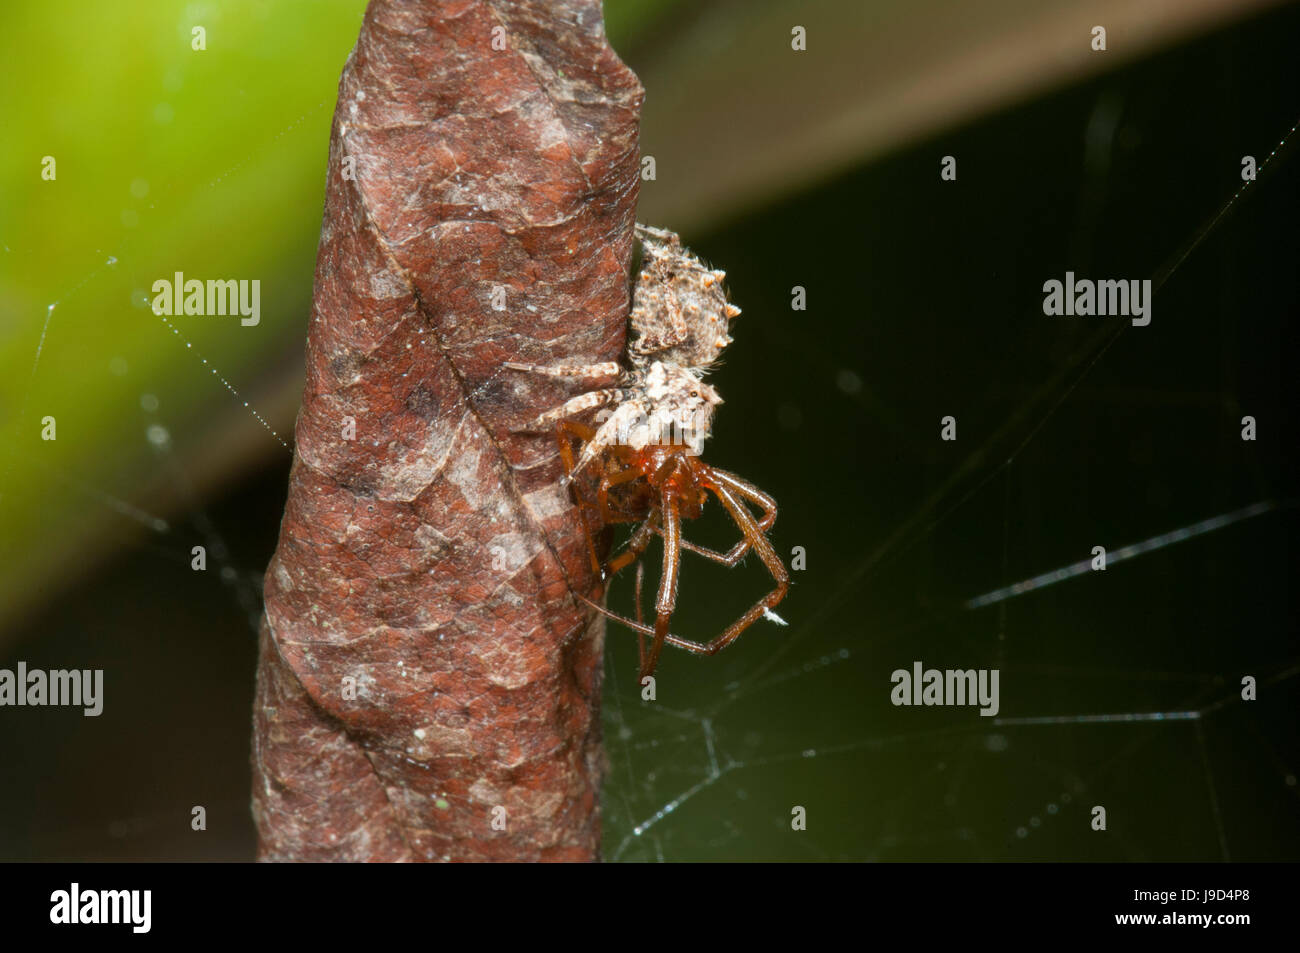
[505,360,625,442]
[607,513,658,575]
[555,421,654,580]
[659,463,778,566]
[530,388,623,433]
[575,474,789,670]
[556,434,660,670]
[596,460,646,525]
[609,519,658,671]
[503,360,621,380]
[633,560,646,628]
[554,424,788,677]
[555,419,609,577]
[693,479,790,651]
[626,452,702,679]
[633,560,649,666]
[641,496,682,679]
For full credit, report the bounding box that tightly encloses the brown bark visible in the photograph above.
[252,0,642,862]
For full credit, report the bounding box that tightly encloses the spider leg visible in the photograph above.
[527,389,623,432]
[504,360,621,381]
[575,593,707,654]
[574,512,657,651]
[634,560,646,628]
[568,453,790,675]
[633,560,647,671]
[574,457,788,673]
[574,516,679,667]
[555,420,605,577]
[596,463,645,525]
[555,419,598,491]
[708,467,779,533]
[608,514,658,577]
[640,499,682,680]
[651,462,779,567]
[647,480,789,659]
[556,419,597,448]
[569,402,645,481]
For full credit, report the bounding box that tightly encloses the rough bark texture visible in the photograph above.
[252,0,642,862]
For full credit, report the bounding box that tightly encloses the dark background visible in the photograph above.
[2,3,1297,861]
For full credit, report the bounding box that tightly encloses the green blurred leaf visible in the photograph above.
[1,0,368,631]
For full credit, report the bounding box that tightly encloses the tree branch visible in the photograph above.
[252,0,642,862]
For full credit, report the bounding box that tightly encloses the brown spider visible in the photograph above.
[507,224,789,680]
[558,420,789,680]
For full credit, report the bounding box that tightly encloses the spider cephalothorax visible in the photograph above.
[507,224,787,679]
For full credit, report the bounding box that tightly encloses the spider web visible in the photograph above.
[1,6,1297,864]
[595,61,1300,859]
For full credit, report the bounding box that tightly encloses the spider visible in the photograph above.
[507,224,789,680]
